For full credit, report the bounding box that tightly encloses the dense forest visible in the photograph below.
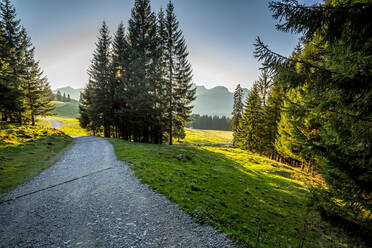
[186,114,231,131]
[0,0,53,125]
[232,0,372,241]
[79,0,195,144]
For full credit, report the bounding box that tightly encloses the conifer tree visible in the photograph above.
[111,22,131,140]
[231,84,243,146]
[0,0,25,122]
[56,90,62,101]
[255,0,372,237]
[262,83,283,156]
[255,69,273,106]
[161,1,195,144]
[236,83,265,154]
[20,29,53,125]
[87,21,112,137]
[127,0,159,142]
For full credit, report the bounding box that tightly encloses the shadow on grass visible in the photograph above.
[110,139,345,248]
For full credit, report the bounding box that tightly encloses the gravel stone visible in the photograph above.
[0,136,236,248]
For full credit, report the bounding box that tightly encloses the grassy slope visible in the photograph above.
[110,129,353,248]
[61,124,90,136]
[0,123,73,199]
[51,101,79,118]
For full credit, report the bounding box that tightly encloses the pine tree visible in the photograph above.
[236,83,265,154]
[0,0,25,122]
[262,83,283,157]
[111,22,132,140]
[86,21,112,137]
[63,92,66,102]
[231,84,243,146]
[255,69,273,106]
[255,0,372,237]
[20,29,53,125]
[161,1,195,145]
[56,90,62,101]
[127,0,159,142]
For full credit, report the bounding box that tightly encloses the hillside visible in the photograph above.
[51,101,79,118]
[192,85,249,117]
[53,85,249,117]
[52,86,83,100]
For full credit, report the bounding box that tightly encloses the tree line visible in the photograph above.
[186,114,231,131]
[54,91,71,103]
[79,0,195,144]
[232,0,371,241]
[0,0,53,125]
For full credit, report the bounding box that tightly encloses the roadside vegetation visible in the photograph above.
[0,123,73,199]
[110,129,359,247]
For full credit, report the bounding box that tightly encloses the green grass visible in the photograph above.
[35,118,52,128]
[0,123,73,198]
[110,128,355,248]
[51,100,65,106]
[61,124,91,136]
[179,128,233,146]
[51,101,79,118]
[47,116,79,124]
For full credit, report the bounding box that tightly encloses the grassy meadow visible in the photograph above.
[110,129,355,247]
[0,123,73,199]
[51,100,79,118]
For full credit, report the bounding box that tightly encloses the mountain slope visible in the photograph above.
[52,86,83,101]
[192,85,249,117]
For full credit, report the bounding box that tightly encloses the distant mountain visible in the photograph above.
[192,84,249,117]
[53,84,249,117]
[52,86,83,101]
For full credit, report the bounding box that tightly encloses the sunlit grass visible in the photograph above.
[35,117,51,128]
[110,128,352,247]
[178,128,233,146]
[47,116,79,124]
[0,123,73,198]
[61,124,90,136]
[51,100,65,106]
[0,123,65,147]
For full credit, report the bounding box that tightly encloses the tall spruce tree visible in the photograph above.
[111,22,131,140]
[231,84,243,146]
[20,29,53,125]
[262,82,283,157]
[255,0,372,238]
[236,83,265,154]
[160,1,195,145]
[0,0,25,122]
[86,21,112,137]
[127,0,159,142]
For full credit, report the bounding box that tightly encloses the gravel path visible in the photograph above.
[43,117,68,129]
[0,136,236,248]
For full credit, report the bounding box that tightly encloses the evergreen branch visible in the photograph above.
[254,36,339,75]
[282,94,372,123]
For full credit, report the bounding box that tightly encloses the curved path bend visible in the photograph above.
[0,137,235,248]
[42,117,69,129]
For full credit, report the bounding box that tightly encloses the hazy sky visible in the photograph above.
[13,0,321,91]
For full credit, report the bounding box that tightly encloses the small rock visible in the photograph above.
[176,154,192,161]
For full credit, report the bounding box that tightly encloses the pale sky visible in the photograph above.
[13,0,321,91]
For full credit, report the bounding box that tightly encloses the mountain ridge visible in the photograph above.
[53,84,249,117]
